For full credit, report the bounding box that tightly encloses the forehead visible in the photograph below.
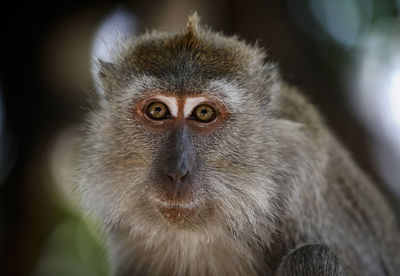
[125,77,247,113]
[123,31,245,94]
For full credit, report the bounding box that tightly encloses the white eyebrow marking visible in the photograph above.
[208,80,248,113]
[184,97,209,118]
[153,95,178,117]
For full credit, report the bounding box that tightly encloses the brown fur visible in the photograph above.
[71,13,400,275]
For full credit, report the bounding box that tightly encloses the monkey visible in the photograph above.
[70,13,400,276]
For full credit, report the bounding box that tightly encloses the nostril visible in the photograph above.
[167,174,174,181]
[182,171,189,180]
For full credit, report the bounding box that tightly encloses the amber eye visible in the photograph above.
[192,104,216,122]
[146,102,170,120]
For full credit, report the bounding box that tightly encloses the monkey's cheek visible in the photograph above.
[158,206,197,224]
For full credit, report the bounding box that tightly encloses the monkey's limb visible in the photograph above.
[275,244,351,276]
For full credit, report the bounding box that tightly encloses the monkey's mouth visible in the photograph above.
[153,198,199,224]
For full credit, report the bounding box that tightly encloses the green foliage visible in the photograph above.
[32,216,110,276]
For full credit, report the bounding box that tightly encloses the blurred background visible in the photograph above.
[1,0,399,275]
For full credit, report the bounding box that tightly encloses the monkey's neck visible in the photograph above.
[108,225,270,276]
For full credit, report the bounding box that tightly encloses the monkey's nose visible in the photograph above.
[164,166,189,183]
[160,158,194,200]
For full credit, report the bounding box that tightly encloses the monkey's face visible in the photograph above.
[77,24,291,237]
[79,75,285,236]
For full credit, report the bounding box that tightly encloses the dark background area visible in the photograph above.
[1,0,399,275]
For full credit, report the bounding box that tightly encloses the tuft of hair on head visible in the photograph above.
[185,11,201,37]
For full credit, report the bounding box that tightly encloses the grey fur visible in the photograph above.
[71,13,400,276]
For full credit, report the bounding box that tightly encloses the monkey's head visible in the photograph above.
[75,13,316,241]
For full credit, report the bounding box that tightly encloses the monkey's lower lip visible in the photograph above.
[155,199,198,209]
[153,198,198,223]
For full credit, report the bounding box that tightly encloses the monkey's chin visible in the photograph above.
[155,200,198,224]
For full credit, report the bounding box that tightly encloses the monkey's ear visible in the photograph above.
[92,58,117,97]
[97,59,115,80]
[91,7,136,97]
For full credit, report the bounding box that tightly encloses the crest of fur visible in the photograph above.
[186,11,200,36]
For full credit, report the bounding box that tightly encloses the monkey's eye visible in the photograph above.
[192,104,216,122]
[146,102,170,120]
